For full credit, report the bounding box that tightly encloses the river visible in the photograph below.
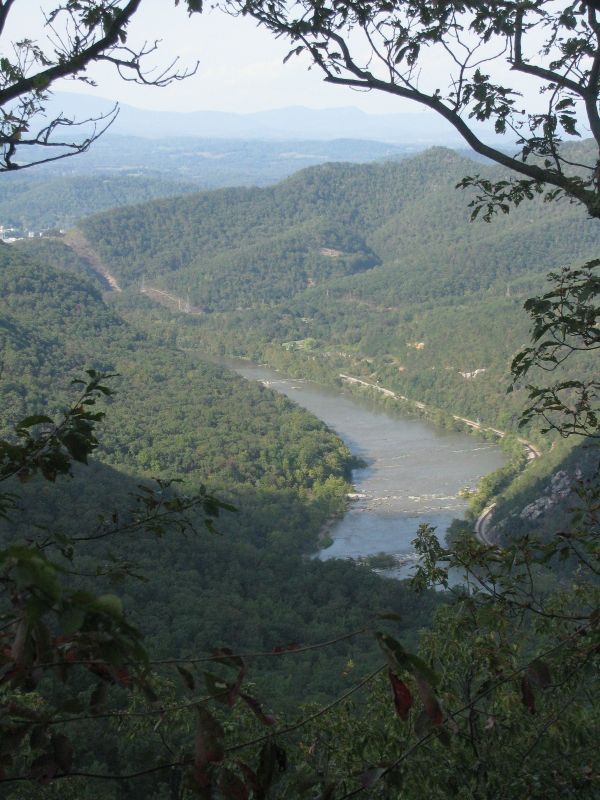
[230,361,505,580]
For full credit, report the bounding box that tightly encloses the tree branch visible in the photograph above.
[0,0,17,38]
[321,70,596,210]
[511,8,583,98]
[0,0,142,107]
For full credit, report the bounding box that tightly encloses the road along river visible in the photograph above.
[230,362,506,580]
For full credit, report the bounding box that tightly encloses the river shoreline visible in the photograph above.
[225,359,506,580]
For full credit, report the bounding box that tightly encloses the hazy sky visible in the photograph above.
[10,1,420,114]
[9,1,572,120]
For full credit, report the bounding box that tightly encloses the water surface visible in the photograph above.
[230,362,505,579]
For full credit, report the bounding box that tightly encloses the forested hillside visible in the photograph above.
[3,144,598,799]
[0,135,408,229]
[60,145,599,553]
[76,146,600,433]
[0,242,437,718]
[81,147,600,303]
[0,144,597,800]
[0,173,199,231]
[2,0,598,793]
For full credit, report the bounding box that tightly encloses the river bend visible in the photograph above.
[231,362,505,580]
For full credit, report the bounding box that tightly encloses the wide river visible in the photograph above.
[230,362,505,580]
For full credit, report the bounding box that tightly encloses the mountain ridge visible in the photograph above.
[47,90,499,143]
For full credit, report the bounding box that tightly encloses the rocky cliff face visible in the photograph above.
[518,468,583,522]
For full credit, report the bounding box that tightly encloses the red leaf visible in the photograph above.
[29,754,57,785]
[219,767,249,800]
[521,675,535,714]
[527,659,552,690]
[415,675,443,725]
[11,621,28,664]
[389,671,412,720]
[116,668,131,688]
[211,647,244,672]
[191,765,212,794]
[241,692,277,726]
[194,707,225,772]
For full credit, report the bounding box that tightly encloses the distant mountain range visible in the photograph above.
[48,91,498,144]
[0,92,504,227]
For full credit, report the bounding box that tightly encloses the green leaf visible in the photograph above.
[414,709,432,738]
[16,415,52,429]
[141,682,159,703]
[90,682,108,714]
[435,727,452,747]
[29,725,49,751]
[405,653,439,687]
[60,605,86,635]
[93,594,123,618]
[376,632,410,672]
[204,671,232,705]
[56,698,85,715]
[527,659,552,690]
[17,554,62,605]
[52,733,73,773]
[59,432,90,464]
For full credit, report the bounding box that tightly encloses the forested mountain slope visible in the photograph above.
[80,147,600,308]
[0,135,409,229]
[0,173,199,231]
[0,243,437,710]
[65,145,600,550]
[75,146,600,434]
[2,129,597,795]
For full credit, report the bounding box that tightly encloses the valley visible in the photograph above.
[1,137,598,800]
[8,144,592,550]
[72,145,598,448]
[2,4,600,795]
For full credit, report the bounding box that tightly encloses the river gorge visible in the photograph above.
[230,361,506,580]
